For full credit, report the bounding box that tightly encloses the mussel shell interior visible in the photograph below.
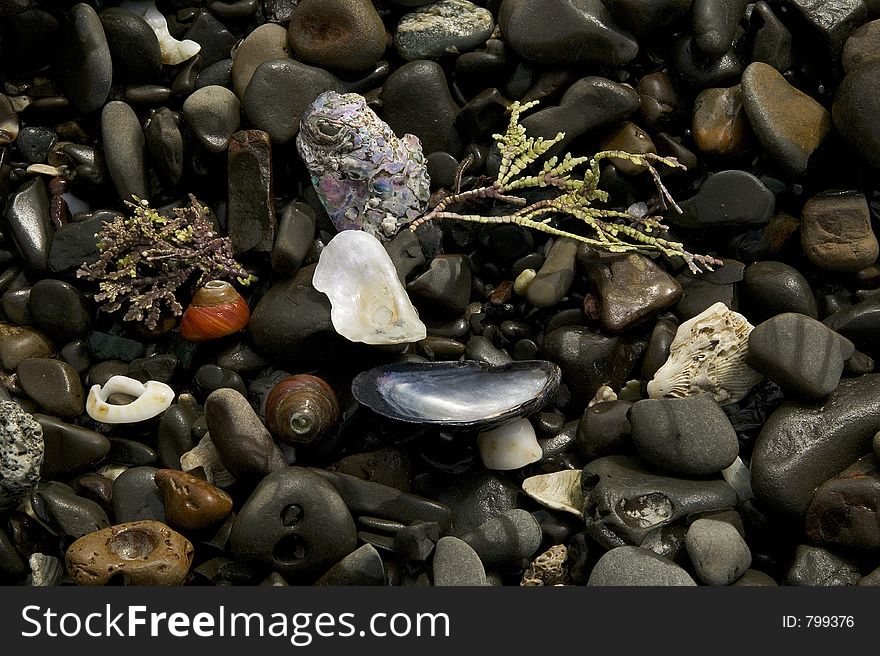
[351,360,562,429]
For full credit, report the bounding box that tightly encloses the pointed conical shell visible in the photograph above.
[265,374,339,446]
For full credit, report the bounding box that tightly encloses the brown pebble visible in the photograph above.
[801,190,879,273]
[65,520,193,586]
[598,121,656,174]
[692,85,752,156]
[154,469,233,532]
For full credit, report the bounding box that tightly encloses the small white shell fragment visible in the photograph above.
[27,553,63,587]
[721,456,755,501]
[477,418,543,471]
[121,0,201,65]
[513,268,536,295]
[180,435,237,488]
[313,230,427,345]
[588,385,618,407]
[522,469,584,518]
[86,375,175,423]
[647,301,762,405]
[97,464,129,481]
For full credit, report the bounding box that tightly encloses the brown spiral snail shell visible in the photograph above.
[180,280,250,342]
[265,374,340,445]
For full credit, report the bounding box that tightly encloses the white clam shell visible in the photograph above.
[121,1,201,65]
[313,230,427,345]
[86,375,175,423]
[522,469,584,518]
[477,418,543,471]
[180,435,237,488]
[647,302,762,405]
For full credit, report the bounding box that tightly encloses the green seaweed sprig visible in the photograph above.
[410,100,721,274]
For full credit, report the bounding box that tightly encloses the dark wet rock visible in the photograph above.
[692,85,752,157]
[393,521,439,562]
[673,170,775,228]
[85,331,145,362]
[99,7,162,83]
[747,313,854,399]
[685,517,751,585]
[204,388,286,481]
[156,396,199,469]
[183,10,237,66]
[4,177,52,272]
[101,101,148,202]
[16,358,84,419]
[154,469,233,532]
[315,543,385,585]
[691,0,749,59]
[675,259,745,320]
[435,471,521,537]
[459,509,543,566]
[195,59,233,90]
[228,130,275,254]
[499,0,638,66]
[541,326,620,403]
[242,59,341,145]
[381,60,463,157]
[629,395,739,476]
[144,108,184,191]
[229,466,357,581]
[16,127,57,164]
[843,19,880,72]
[432,536,486,586]
[55,3,112,114]
[182,85,240,153]
[407,255,472,316]
[800,190,878,273]
[45,212,103,274]
[833,61,880,173]
[604,0,692,37]
[112,466,165,524]
[751,1,793,71]
[107,438,157,467]
[32,481,109,539]
[576,400,632,460]
[741,261,818,322]
[287,0,386,73]
[0,323,53,370]
[194,364,247,398]
[785,544,861,586]
[28,279,91,342]
[751,374,880,516]
[327,448,413,493]
[805,466,880,550]
[581,455,738,547]
[636,71,678,129]
[587,546,697,586]
[786,0,867,59]
[670,36,744,88]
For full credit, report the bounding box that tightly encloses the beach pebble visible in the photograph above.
[0,401,44,511]
[588,546,696,586]
[685,518,752,585]
[395,0,494,61]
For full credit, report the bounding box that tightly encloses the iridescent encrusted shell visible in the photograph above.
[296,90,430,240]
[647,302,763,405]
[265,374,339,446]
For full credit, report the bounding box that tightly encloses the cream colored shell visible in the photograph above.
[86,375,175,424]
[522,469,584,518]
[647,302,762,405]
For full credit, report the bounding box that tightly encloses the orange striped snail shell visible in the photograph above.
[180,280,250,342]
[265,374,340,445]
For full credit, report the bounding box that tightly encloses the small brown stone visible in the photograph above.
[637,71,678,129]
[0,323,53,370]
[805,465,880,551]
[154,469,233,532]
[801,190,879,273]
[231,23,290,98]
[762,211,800,252]
[16,357,84,419]
[598,121,656,174]
[66,520,193,586]
[692,85,752,156]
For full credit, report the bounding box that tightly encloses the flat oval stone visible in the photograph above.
[395,0,494,61]
[112,466,165,524]
[685,517,751,585]
[36,414,109,478]
[582,455,739,547]
[16,358,84,419]
[99,7,162,83]
[287,0,386,72]
[204,388,286,480]
[499,0,638,66]
[154,469,233,532]
[228,466,357,581]
[231,22,289,98]
[588,545,697,585]
[432,536,486,586]
[182,85,240,153]
[55,3,112,113]
[747,313,855,400]
[751,374,880,516]
[741,261,818,322]
[0,401,43,511]
[32,481,109,539]
[66,520,193,586]
[629,395,740,476]
[673,170,775,228]
[741,62,832,175]
[28,279,91,342]
[4,178,52,272]
[101,101,148,202]
[0,323,53,370]
[800,190,879,273]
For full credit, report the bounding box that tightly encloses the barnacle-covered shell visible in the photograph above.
[647,302,762,405]
[265,374,340,446]
[180,280,250,342]
[352,360,561,430]
[296,90,430,240]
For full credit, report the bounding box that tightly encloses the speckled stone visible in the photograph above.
[0,401,43,511]
[394,0,494,61]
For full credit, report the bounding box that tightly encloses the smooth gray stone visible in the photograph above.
[732,569,778,586]
[227,129,275,253]
[629,395,739,475]
[833,61,880,173]
[747,313,854,399]
[742,261,818,322]
[588,546,697,586]
[229,466,357,581]
[182,85,240,153]
[48,214,108,274]
[582,455,738,547]
[101,101,148,202]
[56,3,112,113]
[432,536,486,586]
[785,544,861,586]
[271,202,315,277]
[242,58,341,145]
[685,518,751,585]
[312,469,452,530]
[204,388,286,480]
[144,107,184,191]
[32,481,109,539]
[111,466,165,523]
[315,544,385,585]
[751,374,880,516]
[4,177,52,272]
[16,358,84,419]
[527,238,578,309]
[459,509,543,566]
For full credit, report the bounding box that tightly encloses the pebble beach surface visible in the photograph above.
[1,0,880,587]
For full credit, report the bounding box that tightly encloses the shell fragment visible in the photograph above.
[86,375,175,424]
